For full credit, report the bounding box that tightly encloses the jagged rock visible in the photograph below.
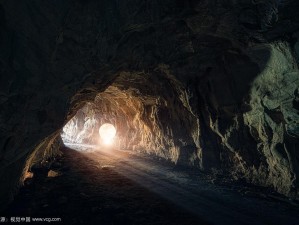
[47,170,60,178]
[24,172,34,180]
[0,0,298,210]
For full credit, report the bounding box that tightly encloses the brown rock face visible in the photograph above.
[62,71,200,166]
[0,0,299,208]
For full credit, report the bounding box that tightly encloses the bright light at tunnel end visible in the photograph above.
[99,123,116,146]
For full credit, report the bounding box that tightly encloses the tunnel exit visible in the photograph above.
[60,103,118,150]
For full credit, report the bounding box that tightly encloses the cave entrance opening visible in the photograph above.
[60,71,200,166]
[99,123,117,146]
[60,103,119,151]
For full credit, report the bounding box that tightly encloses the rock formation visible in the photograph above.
[0,0,298,209]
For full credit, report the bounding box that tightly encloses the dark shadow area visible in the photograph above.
[2,146,209,225]
[0,1,299,223]
[2,146,299,225]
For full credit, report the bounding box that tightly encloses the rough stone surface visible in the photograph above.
[47,170,60,178]
[0,0,299,209]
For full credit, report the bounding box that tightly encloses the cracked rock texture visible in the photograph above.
[0,0,299,208]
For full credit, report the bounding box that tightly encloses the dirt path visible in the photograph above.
[3,147,209,225]
[3,145,299,225]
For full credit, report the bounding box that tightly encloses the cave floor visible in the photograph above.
[3,145,299,225]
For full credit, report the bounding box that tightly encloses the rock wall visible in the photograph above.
[98,71,200,165]
[0,0,299,209]
[63,71,200,165]
[61,103,99,144]
[197,42,299,196]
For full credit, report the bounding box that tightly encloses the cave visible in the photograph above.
[0,0,299,224]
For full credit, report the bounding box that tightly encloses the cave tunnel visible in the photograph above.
[61,72,202,165]
[1,0,299,224]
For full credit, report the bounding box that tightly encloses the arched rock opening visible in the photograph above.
[0,0,299,211]
[62,71,201,166]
